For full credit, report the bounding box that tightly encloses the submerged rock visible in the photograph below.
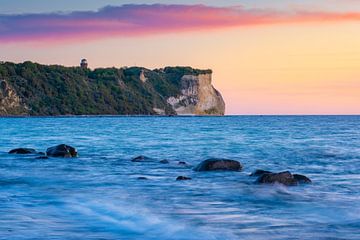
[250,169,272,177]
[9,148,36,154]
[35,156,49,160]
[256,171,311,186]
[159,159,170,164]
[194,158,242,172]
[46,144,77,158]
[178,161,188,165]
[176,176,192,181]
[131,155,151,162]
[137,177,148,180]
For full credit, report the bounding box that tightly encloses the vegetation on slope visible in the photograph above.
[0,61,211,116]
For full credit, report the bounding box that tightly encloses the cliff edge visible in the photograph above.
[167,73,225,115]
[0,61,225,116]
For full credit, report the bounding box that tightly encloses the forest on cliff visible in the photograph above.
[0,61,212,115]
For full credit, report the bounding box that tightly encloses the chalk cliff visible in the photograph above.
[0,79,26,115]
[167,73,225,115]
[0,61,225,116]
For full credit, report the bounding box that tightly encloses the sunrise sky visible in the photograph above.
[1,0,359,114]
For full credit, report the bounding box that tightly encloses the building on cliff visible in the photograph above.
[80,59,88,69]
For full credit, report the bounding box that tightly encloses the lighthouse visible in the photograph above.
[80,59,88,69]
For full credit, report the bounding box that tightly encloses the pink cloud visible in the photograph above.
[0,4,360,43]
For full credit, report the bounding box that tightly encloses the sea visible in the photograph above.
[0,116,359,240]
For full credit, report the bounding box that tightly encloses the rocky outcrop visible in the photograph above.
[9,148,37,154]
[194,159,243,171]
[139,69,147,83]
[250,169,272,177]
[256,171,312,186]
[167,73,225,115]
[293,174,312,184]
[131,155,151,162]
[0,80,26,115]
[46,144,78,158]
[176,176,192,181]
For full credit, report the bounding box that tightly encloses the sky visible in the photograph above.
[0,1,360,114]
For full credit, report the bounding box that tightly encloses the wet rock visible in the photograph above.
[194,158,243,172]
[250,169,272,177]
[176,176,192,181]
[293,174,312,184]
[46,144,77,158]
[9,148,36,154]
[160,159,170,164]
[131,155,151,162]
[256,171,297,186]
[256,171,311,186]
[178,161,187,165]
[137,177,148,180]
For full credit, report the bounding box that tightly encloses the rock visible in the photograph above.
[256,171,297,186]
[137,177,148,180]
[35,156,49,160]
[293,174,312,184]
[131,155,151,162]
[194,158,242,171]
[178,161,187,165]
[256,171,311,186]
[9,148,36,154]
[176,176,192,181]
[159,159,170,164]
[46,144,77,158]
[250,169,272,177]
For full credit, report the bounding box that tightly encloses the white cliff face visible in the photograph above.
[167,73,225,115]
[139,70,147,83]
[0,80,26,115]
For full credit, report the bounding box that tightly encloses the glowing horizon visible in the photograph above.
[0,3,359,114]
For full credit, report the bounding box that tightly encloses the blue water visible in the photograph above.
[1,116,360,240]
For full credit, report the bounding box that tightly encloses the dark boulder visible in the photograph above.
[9,148,36,154]
[46,144,77,158]
[250,169,272,177]
[256,171,311,186]
[137,177,148,180]
[176,176,192,181]
[160,159,170,164]
[256,171,297,186]
[194,158,242,172]
[178,161,187,165]
[131,155,151,162]
[293,174,312,184]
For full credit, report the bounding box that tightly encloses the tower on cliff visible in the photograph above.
[80,59,88,69]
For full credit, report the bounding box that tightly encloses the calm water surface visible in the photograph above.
[0,116,360,240]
